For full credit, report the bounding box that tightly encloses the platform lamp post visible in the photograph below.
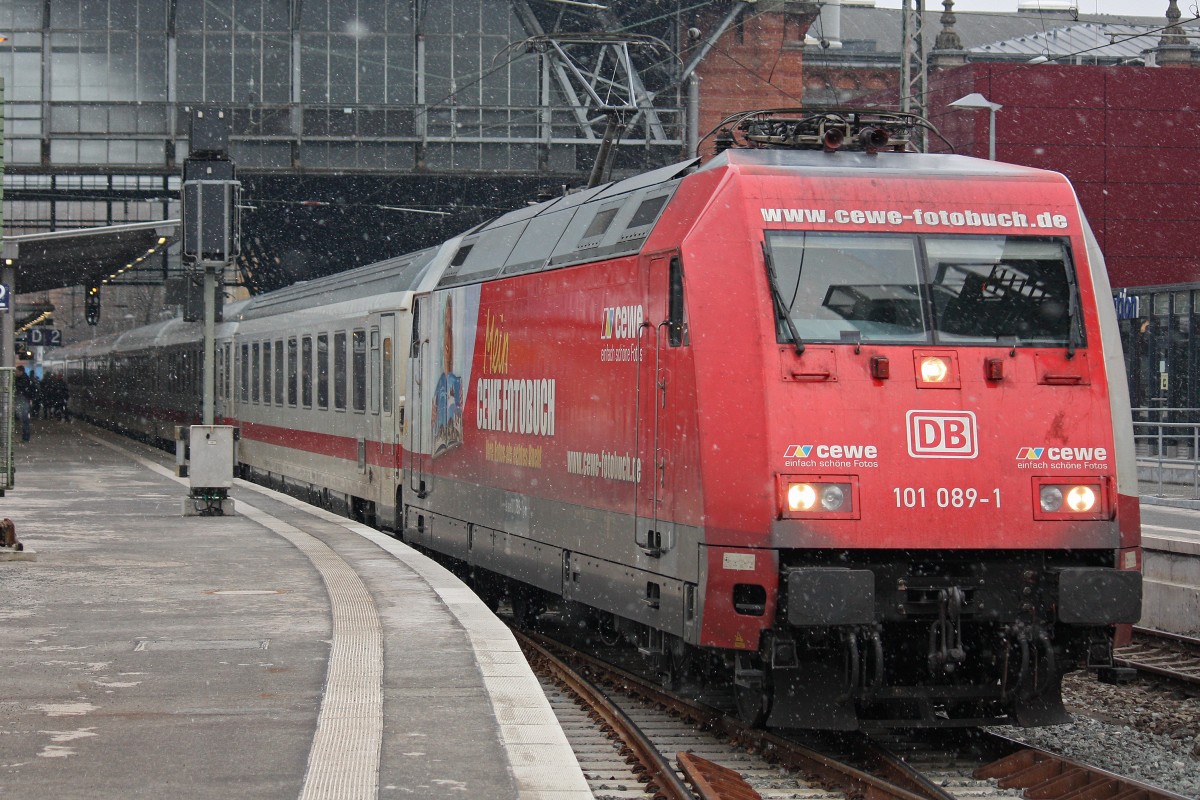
[949,92,1002,160]
[181,108,240,426]
[179,108,240,516]
[0,76,9,376]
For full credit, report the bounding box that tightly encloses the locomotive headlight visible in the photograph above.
[1040,486,1064,512]
[820,485,846,511]
[1034,480,1106,520]
[920,356,950,383]
[787,483,818,512]
[780,478,856,518]
[1066,485,1097,512]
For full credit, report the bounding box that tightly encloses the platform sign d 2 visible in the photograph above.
[28,327,62,347]
[0,284,9,312]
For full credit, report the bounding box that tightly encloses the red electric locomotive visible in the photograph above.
[401,110,1140,728]
[59,109,1141,730]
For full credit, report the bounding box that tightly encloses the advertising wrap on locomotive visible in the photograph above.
[54,110,1142,730]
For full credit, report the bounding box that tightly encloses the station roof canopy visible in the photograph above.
[1,219,180,295]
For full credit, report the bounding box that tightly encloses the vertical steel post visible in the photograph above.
[203,266,216,425]
[901,0,927,150]
[0,77,9,373]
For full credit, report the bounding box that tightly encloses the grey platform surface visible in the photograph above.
[0,421,590,799]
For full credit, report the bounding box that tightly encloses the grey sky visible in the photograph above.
[873,0,1197,19]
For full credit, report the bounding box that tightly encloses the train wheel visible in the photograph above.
[471,571,504,612]
[658,637,690,692]
[733,652,772,727]
[596,613,622,647]
[511,589,544,630]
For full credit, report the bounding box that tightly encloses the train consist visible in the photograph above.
[53,110,1142,730]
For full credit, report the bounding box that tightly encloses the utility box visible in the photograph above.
[178,425,237,516]
[189,425,234,488]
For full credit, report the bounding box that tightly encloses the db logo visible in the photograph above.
[906,411,978,459]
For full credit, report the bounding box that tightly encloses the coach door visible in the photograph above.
[376,311,400,482]
[634,253,683,556]
[379,314,398,473]
[406,296,431,497]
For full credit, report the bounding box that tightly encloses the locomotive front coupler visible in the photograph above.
[839,626,886,696]
[927,586,967,676]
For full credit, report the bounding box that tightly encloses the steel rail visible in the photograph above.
[1115,626,1200,686]
[514,630,696,800]
[1132,625,1200,648]
[849,734,961,800]
[975,730,1195,800]
[521,630,943,800]
[521,626,1195,800]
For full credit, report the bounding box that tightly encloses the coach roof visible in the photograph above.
[232,245,444,321]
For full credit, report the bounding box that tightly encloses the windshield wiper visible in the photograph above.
[762,240,804,355]
[1064,263,1080,359]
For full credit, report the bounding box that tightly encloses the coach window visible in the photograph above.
[334,331,347,411]
[252,343,261,404]
[369,329,380,414]
[288,337,298,406]
[240,344,249,403]
[274,341,285,405]
[262,342,273,406]
[382,335,393,415]
[318,333,330,410]
[225,344,233,401]
[352,329,367,413]
[302,336,313,407]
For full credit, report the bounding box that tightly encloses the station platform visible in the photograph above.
[1136,496,1200,638]
[0,421,590,799]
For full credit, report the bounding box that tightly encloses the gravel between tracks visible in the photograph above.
[994,672,1200,797]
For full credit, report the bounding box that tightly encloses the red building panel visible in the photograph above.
[1106,255,1199,288]
[1103,219,1191,260]
[984,64,1109,110]
[1001,106,1108,147]
[1106,109,1200,149]
[1105,68,1200,110]
[999,144,1106,184]
[928,63,1200,289]
[1106,147,1200,185]
[1104,183,1200,221]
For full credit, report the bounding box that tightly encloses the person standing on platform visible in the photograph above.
[32,373,46,419]
[14,365,33,442]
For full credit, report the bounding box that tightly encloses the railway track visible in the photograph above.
[1115,627,1200,686]
[516,625,1195,800]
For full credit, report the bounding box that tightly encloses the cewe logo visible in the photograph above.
[601,304,644,340]
[1016,446,1107,462]
[906,410,978,459]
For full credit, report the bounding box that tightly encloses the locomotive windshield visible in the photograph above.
[764,232,1080,347]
